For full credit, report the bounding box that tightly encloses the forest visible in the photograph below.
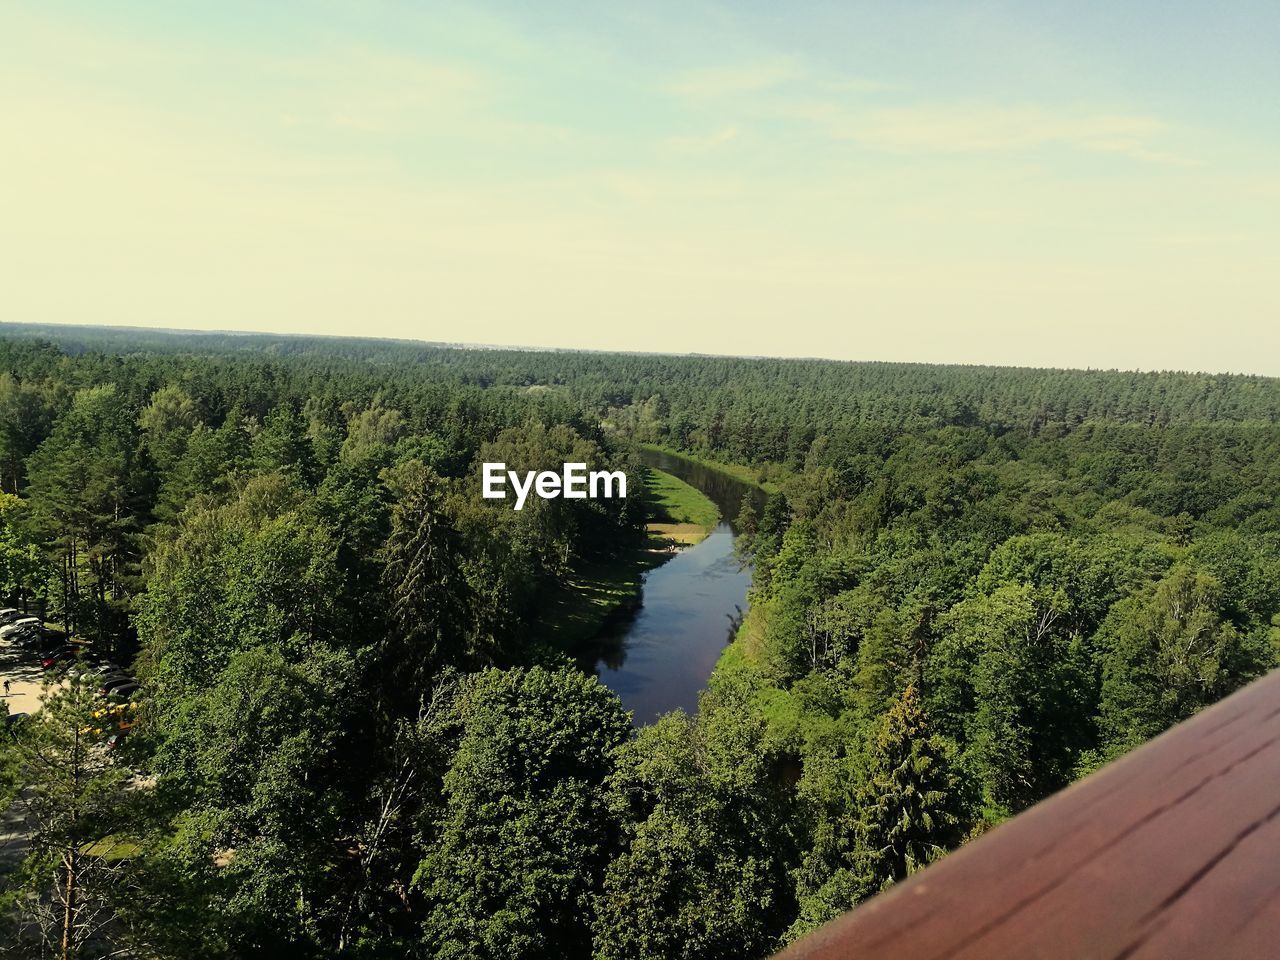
[1,322,1279,959]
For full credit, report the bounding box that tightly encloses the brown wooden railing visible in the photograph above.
[775,668,1280,960]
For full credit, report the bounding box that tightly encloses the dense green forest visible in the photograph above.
[2,324,1278,959]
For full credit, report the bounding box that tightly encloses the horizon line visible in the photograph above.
[0,319,1273,382]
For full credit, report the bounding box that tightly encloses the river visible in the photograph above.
[575,448,767,724]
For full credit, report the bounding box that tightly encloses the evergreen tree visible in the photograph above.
[0,678,141,959]
[379,462,476,685]
[0,493,49,610]
[252,405,318,486]
[788,685,963,942]
[0,371,61,495]
[852,685,962,887]
[24,385,146,646]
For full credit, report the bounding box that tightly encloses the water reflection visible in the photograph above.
[575,449,767,724]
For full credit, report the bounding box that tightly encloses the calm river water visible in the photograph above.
[576,449,767,724]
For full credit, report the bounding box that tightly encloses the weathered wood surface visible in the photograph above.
[775,668,1280,960]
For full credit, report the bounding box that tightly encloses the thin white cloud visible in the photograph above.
[664,59,892,105]
[803,102,1194,163]
[660,125,740,155]
[265,46,581,146]
[816,76,897,95]
[665,59,799,100]
[1085,140,1200,167]
[270,47,484,132]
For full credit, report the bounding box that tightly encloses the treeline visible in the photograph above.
[1,327,1278,959]
[7,323,1280,464]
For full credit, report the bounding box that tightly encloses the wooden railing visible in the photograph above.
[775,668,1280,960]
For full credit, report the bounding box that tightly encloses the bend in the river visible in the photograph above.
[576,448,767,724]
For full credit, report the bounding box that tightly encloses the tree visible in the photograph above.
[146,646,358,957]
[135,475,364,956]
[379,462,477,685]
[593,675,796,960]
[24,385,146,647]
[1,678,141,960]
[0,493,49,610]
[159,413,252,514]
[252,405,318,487]
[850,685,963,887]
[928,582,1093,821]
[1095,565,1274,761]
[734,496,759,544]
[415,665,631,960]
[335,676,457,956]
[139,386,202,522]
[140,476,340,685]
[340,401,406,463]
[788,686,963,941]
[0,371,61,494]
[138,386,201,472]
[477,422,631,579]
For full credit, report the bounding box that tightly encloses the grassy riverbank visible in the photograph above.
[532,551,661,648]
[534,466,720,647]
[638,443,786,494]
[645,468,720,548]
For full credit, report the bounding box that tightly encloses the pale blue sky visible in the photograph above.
[3,2,1278,372]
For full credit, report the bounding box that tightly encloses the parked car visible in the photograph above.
[97,675,134,696]
[16,629,68,654]
[30,640,71,660]
[0,617,41,639]
[105,682,140,702]
[0,608,21,624]
[65,660,101,680]
[4,713,28,738]
[66,659,112,680]
[57,640,87,659]
[41,648,77,670]
[34,629,69,649]
[87,701,139,732]
[10,629,49,649]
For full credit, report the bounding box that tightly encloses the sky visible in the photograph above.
[3,1,1279,374]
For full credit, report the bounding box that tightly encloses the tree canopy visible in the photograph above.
[1,324,1277,958]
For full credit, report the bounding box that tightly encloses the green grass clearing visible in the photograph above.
[644,467,719,547]
[80,836,143,861]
